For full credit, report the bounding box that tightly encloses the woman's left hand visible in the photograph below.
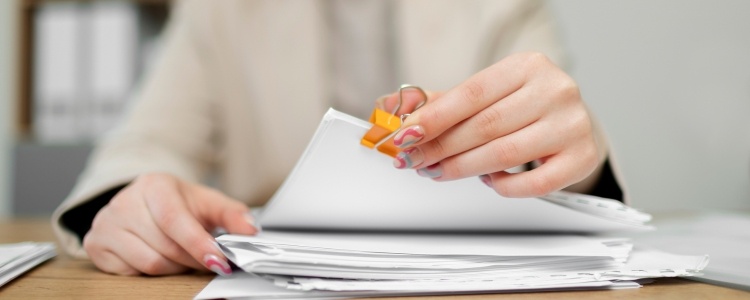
[378,52,606,198]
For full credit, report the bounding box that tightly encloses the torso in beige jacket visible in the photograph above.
[53,0,570,258]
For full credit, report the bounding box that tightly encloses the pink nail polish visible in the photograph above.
[416,164,442,179]
[204,254,232,276]
[479,174,492,187]
[393,125,425,148]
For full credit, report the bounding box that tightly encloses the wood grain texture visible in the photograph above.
[1,218,748,299]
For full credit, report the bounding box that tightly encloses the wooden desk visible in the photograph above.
[1,218,749,299]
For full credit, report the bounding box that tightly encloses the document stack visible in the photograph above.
[0,242,56,287]
[196,109,708,299]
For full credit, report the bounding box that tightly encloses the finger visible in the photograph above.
[394,55,539,147]
[142,178,233,276]
[190,186,258,236]
[110,230,188,276]
[85,213,186,276]
[421,119,563,181]
[485,151,596,198]
[83,231,139,276]
[106,185,204,270]
[90,250,140,276]
[393,86,543,169]
[131,200,205,270]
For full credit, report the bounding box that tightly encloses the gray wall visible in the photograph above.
[12,143,91,216]
[548,0,750,211]
[0,0,18,217]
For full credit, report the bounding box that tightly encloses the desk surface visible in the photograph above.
[1,218,749,299]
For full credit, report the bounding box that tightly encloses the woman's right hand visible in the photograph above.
[83,173,259,276]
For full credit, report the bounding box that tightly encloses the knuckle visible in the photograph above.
[580,145,600,174]
[491,141,521,167]
[421,104,443,129]
[556,77,581,103]
[473,107,503,140]
[528,174,557,197]
[460,80,486,106]
[139,255,169,275]
[134,173,158,186]
[82,233,100,254]
[521,51,550,68]
[161,243,187,261]
[440,158,463,179]
[135,172,177,191]
[89,207,108,230]
[493,180,513,198]
[105,191,131,213]
[566,109,593,139]
[428,137,448,159]
[155,208,180,232]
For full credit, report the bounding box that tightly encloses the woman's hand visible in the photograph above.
[378,52,607,198]
[83,173,258,276]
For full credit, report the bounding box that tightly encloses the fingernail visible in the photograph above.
[393,147,424,169]
[479,174,492,187]
[204,254,232,276]
[375,95,390,110]
[393,125,425,148]
[417,163,443,179]
[245,212,262,233]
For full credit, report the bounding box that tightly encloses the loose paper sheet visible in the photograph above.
[260,108,651,232]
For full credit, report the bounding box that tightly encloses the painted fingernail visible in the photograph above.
[417,164,443,179]
[204,254,232,276]
[479,174,492,187]
[393,148,424,169]
[393,125,425,148]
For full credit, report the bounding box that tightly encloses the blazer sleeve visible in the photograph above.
[51,0,221,258]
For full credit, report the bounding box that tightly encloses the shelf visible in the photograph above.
[14,0,170,141]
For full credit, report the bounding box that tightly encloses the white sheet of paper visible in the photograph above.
[193,272,637,300]
[631,212,749,290]
[217,233,630,280]
[259,108,650,232]
[194,246,702,298]
[0,242,56,287]
[217,232,615,257]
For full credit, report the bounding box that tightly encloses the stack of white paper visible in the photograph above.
[0,242,56,287]
[195,233,706,299]
[195,109,708,299]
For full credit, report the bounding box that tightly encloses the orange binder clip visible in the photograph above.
[360,84,427,157]
[360,108,402,157]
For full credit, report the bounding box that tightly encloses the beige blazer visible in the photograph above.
[52,0,604,258]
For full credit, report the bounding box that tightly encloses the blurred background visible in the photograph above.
[0,0,748,217]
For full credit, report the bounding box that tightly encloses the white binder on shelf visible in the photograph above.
[33,2,83,143]
[87,1,138,140]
